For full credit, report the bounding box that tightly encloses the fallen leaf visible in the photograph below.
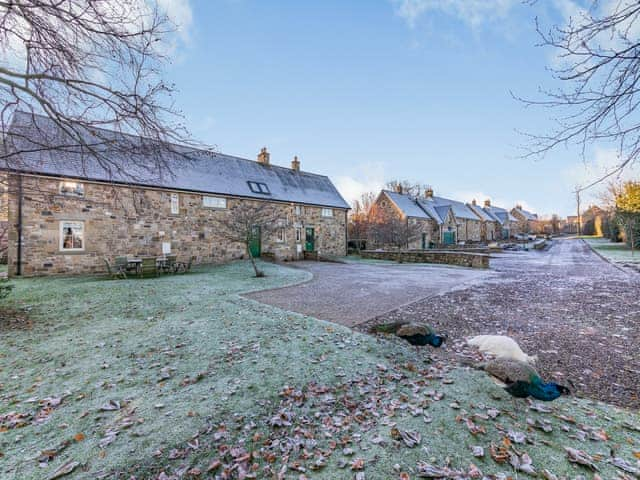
[48,460,79,479]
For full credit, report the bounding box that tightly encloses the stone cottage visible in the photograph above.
[480,200,518,240]
[2,112,349,277]
[371,187,484,246]
[467,200,497,242]
[511,205,541,234]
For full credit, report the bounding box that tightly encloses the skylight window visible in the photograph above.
[247,181,270,195]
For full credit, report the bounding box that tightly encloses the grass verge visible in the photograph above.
[0,261,638,479]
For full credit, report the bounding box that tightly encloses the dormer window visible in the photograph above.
[247,181,270,195]
[60,181,84,197]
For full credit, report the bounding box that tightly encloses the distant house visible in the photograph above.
[481,200,518,239]
[2,112,349,277]
[511,205,542,234]
[467,200,497,242]
[371,186,484,247]
[565,215,579,234]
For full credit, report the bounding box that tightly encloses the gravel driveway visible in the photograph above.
[245,261,494,326]
[364,239,640,409]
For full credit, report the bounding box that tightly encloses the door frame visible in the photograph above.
[305,227,315,252]
[249,225,261,258]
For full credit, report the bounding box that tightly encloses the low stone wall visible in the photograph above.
[360,249,490,269]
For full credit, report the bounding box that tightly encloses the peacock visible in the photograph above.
[373,321,446,347]
[481,358,570,402]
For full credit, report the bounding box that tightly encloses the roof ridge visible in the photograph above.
[9,110,326,177]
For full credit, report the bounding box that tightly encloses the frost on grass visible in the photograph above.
[0,260,639,479]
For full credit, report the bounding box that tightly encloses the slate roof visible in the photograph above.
[512,207,539,221]
[381,190,482,225]
[467,203,494,222]
[3,111,350,209]
[483,205,516,226]
[420,195,480,221]
[383,190,432,219]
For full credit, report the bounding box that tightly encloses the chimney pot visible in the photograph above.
[471,199,477,206]
[395,184,403,194]
[425,187,434,198]
[484,199,491,207]
[257,147,270,165]
[291,155,300,171]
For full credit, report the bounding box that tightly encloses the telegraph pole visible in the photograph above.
[576,189,582,236]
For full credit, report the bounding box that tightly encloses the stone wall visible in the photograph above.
[457,218,482,242]
[361,249,490,269]
[7,174,347,277]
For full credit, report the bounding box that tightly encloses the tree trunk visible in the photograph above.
[246,243,263,277]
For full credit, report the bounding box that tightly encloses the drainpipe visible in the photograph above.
[16,174,23,276]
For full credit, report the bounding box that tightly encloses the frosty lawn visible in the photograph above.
[585,237,640,264]
[1,261,639,479]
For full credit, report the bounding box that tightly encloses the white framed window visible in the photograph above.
[203,196,227,209]
[247,181,271,195]
[276,227,286,243]
[295,227,302,242]
[321,208,333,217]
[162,242,172,254]
[294,205,303,216]
[170,193,179,214]
[59,221,84,251]
[59,181,84,197]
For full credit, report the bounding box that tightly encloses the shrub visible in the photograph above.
[0,278,13,300]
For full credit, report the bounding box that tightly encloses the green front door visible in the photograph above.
[249,225,261,257]
[305,227,315,252]
[443,230,456,245]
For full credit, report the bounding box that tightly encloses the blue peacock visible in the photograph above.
[483,358,570,401]
[373,321,446,348]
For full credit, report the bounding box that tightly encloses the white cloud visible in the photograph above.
[391,0,519,29]
[157,0,193,43]
[333,162,386,206]
[563,147,640,205]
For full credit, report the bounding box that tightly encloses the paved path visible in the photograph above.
[245,261,494,326]
[366,239,640,408]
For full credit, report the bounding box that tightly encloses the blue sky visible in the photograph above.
[162,0,640,217]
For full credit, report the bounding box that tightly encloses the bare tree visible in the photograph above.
[0,0,200,191]
[385,180,430,198]
[521,2,640,187]
[215,202,280,278]
[348,192,376,252]
[368,205,423,250]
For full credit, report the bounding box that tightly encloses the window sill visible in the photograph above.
[59,250,86,255]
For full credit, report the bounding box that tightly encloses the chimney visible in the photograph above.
[424,187,434,198]
[395,184,403,194]
[471,199,477,206]
[291,155,300,171]
[257,147,270,165]
[516,204,522,210]
[484,199,491,207]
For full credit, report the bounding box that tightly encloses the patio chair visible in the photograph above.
[104,258,126,279]
[163,255,177,274]
[139,257,159,278]
[115,256,132,274]
[177,256,194,273]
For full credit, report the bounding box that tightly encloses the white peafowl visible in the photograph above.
[467,335,537,364]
